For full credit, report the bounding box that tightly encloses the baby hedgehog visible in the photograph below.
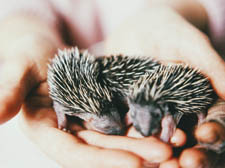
[127,64,217,142]
[47,47,124,135]
[96,55,160,98]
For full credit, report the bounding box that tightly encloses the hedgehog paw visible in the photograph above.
[160,115,176,143]
[58,125,71,133]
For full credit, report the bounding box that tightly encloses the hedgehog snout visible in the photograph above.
[103,125,125,135]
[89,110,125,135]
[92,119,124,135]
[128,102,163,137]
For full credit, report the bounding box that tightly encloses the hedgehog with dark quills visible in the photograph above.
[127,64,217,142]
[47,47,125,135]
[96,55,160,98]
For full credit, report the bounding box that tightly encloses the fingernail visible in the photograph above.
[170,136,177,144]
[142,161,159,168]
[170,129,186,147]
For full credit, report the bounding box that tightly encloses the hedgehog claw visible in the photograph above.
[58,124,71,133]
[61,127,71,133]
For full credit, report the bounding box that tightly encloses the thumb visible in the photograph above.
[200,50,225,100]
[187,42,225,100]
[0,59,37,124]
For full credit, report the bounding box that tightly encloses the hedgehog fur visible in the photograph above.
[96,55,160,97]
[127,64,217,142]
[47,47,124,135]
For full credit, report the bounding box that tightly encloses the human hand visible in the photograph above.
[104,4,225,167]
[19,81,174,168]
[0,14,61,124]
[170,101,225,168]
[0,15,175,168]
[161,107,225,168]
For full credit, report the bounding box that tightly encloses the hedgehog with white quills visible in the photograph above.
[96,55,160,97]
[127,64,217,142]
[47,47,125,135]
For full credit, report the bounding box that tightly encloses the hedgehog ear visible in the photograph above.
[126,97,132,105]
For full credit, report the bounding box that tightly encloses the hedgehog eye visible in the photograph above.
[152,112,161,119]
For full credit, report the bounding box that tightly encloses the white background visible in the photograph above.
[0,116,60,168]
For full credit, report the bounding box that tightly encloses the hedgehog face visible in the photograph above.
[128,99,164,137]
[77,107,124,135]
[93,107,124,135]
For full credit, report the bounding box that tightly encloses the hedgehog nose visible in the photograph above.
[141,126,161,137]
[139,127,151,137]
[133,123,150,137]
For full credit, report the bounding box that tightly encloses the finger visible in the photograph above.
[159,158,180,168]
[189,44,225,100]
[77,130,172,163]
[195,99,225,145]
[127,126,187,147]
[195,122,225,144]
[170,129,187,147]
[179,147,217,168]
[195,121,225,154]
[174,36,225,100]
[0,59,37,124]
[166,35,225,100]
[28,127,143,168]
[202,56,225,100]
[20,107,143,168]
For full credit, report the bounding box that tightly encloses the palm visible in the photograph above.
[19,81,174,168]
[105,7,225,167]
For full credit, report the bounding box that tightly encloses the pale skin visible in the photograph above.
[0,14,173,168]
[0,1,225,168]
[105,0,225,167]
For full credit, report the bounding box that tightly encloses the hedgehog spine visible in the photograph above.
[96,55,160,96]
[127,64,217,141]
[47,47,124,135]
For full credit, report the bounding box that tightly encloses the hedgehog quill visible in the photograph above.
[47,47,125,135]
[96,55,160,97]
[127,64,217,142]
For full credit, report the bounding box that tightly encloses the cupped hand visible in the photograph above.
[0,15,174,168]
[18,81,173,168]
[0,14,61,124]
[104,5,225,167]
[105,6,225,99]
